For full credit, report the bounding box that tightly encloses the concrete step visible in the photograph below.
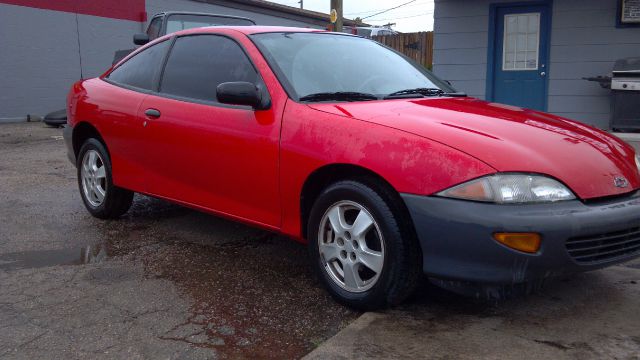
[304,265,640,360]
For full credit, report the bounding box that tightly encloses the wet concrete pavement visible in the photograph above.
[2,123,640,359]
[0,123,358,359]
[306,263,640,359]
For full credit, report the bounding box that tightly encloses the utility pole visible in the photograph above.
[330,0,343,32]
[298,0,303,9]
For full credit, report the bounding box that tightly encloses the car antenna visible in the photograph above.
[75,12,84,80]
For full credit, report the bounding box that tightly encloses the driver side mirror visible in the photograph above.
[217,82,268,109]
[133,33,150,45]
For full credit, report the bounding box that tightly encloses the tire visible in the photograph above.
[77,138,133,219]
[308,180,422,310]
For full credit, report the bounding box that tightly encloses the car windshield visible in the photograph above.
[166,14,254,33]
[251,32,454,101]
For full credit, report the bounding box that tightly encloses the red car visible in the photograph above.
[64,26,640,309]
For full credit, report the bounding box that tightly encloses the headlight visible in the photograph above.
[636,153,640,173]
[437,174,576,203]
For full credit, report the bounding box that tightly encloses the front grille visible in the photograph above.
[566,227,640,264]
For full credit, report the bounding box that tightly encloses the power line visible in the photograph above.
[365,9,435,19]
[345,1,430,16]
[367,12,433,22]
[361,0,418,20]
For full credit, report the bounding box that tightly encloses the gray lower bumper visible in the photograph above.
[401,192,640,285]
[62,124,75,166]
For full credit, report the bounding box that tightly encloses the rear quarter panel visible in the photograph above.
[68,78,149,191]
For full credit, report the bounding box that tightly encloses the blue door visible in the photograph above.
[489,3,551,110]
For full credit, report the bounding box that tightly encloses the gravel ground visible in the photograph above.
[0,123,358,359]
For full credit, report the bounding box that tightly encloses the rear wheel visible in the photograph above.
[308,180,421,310]
[77,138,133,219]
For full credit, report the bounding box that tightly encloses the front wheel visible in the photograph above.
[308,180,421,310]
[77,138,133,219]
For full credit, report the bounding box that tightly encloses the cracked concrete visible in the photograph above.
[3,122,640,360]
[0,123,358,359]
[0,262,212,359]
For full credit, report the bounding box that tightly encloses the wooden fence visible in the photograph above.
[372,32,433,69]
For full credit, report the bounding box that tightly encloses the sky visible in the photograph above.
[268,0,435,33]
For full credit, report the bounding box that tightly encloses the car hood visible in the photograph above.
[308,97,640,199]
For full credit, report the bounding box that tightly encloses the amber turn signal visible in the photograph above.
[493,233,541,254]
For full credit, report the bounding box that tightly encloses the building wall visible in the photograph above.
[0,3,141,119]
[0,0,323,120]
[433,0,640,129]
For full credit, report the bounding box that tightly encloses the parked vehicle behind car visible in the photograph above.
[342,26,398,38]
[43,12,257,127]
[65,26,640,310]
[113,12,256,65]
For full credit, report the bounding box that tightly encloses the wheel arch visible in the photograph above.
[299,163,418,244]
[72,121,108,160]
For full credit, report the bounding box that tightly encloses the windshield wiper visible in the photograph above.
[299,92,378,102]
[384,88,467,99]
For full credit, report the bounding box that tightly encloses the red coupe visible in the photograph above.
[64,26,640,309]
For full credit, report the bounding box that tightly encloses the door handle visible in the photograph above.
[144,108,161,118]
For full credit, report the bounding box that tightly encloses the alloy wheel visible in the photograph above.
[81,149,107,207]
[318,200,385,293]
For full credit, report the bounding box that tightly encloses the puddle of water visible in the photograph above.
[0,244,107,271]
[136,238,360,359]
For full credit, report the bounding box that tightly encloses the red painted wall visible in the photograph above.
[0,0,146,21]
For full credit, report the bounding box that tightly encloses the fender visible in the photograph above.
[279,100,497,240]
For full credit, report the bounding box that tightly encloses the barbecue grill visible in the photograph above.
[585,57,640,131]
[611,57,640,131]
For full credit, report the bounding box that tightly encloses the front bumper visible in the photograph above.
[402,192,640,285]
[62,124,75,166]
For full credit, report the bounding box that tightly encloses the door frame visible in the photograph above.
[486,0,553,111]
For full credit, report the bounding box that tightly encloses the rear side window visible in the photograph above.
[108,40,170,90]
[160,35,257,102]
